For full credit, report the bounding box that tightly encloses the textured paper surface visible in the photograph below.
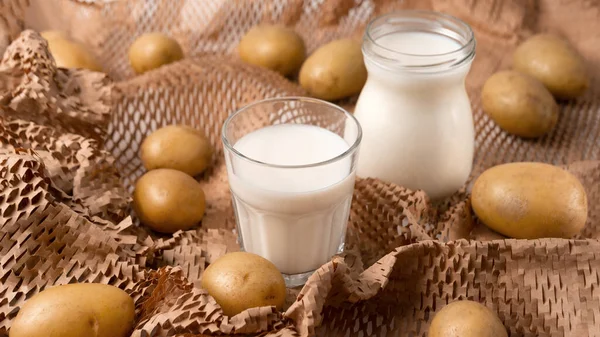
[0,0,599,336]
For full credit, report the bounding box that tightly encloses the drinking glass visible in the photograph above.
[222,97,362,287]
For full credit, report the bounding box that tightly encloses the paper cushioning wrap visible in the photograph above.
[0,0,599,336]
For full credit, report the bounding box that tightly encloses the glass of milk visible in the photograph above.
[222,97,362,287]
[352,10,476,200]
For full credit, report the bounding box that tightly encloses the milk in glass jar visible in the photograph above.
[352,11,476,200]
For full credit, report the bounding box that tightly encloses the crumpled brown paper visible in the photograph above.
[0,30,111,143]
[0,0,599,336]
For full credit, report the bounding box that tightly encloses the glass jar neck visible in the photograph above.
[362,10,476,74]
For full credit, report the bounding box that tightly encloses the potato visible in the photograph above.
[471,162,588,239]
[133,168,206,233]
[40,31,102,72]
[141,125,213,176]
[481,71,558,138]
[429,300,507,337]
[10,283,135,337]
[238,24,305,77]
[128,33,184,74]
[201,252,286,317]
[513,34,589,99]
[299,38,367,101]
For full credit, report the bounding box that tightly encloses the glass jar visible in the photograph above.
[352,10,476,200]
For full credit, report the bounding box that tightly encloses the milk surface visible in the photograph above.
[227,124,355,275]
[353,31,474,200]
[377,31,461,55]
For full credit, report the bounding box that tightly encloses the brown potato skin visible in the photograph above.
[513,34,589,99]
[481,71,558,138]
[133,168,206,233]
[128,33,184,74]
[299,38,367,101]
[141,125,213,176]
[10,283,135,337]
[238,24,305,77]
[429,300,507,337]
[41,31,102,72]
[471,162,588,239]
[201,252,286,317]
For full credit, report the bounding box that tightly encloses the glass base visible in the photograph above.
[283,269,316,288]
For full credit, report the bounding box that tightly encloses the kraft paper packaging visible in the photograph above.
[0,0,599,336]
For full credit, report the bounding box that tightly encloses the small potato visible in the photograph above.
[201,252,286,317]
[40,32,102,72]
[481,71,558,138]
[133,168,206,233]
[429,300,507,337]
[513,34,589,99]
[128,33,184,74]
[471,162,588,239]
[141,125,213,176]
[10,283,135,337]
[299,38,367,101]
[238,24,306,77]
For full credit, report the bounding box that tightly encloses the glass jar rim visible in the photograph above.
[363,10,476,72]
[221,96,362,169]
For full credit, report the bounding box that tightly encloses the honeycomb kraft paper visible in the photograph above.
[0,0,599,336]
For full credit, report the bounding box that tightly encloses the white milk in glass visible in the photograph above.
[353,28,475,200]
[226,124,355,275]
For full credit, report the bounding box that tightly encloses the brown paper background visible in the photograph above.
[0,0,599,336]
